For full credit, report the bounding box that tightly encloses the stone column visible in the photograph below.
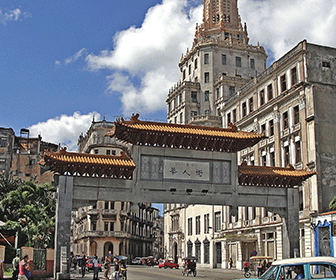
[273,109,281,166]
[282,188,300,258]
[54,176,73,279]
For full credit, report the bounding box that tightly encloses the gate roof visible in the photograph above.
[238,163,316,187]
[41,149,135,179]
[108,114,265,153]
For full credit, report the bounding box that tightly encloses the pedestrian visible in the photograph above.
[228,257,233,269]
[243,260,249,274]
[104,256,111,280]
[81,254,86,278]
[0,256,4,280]
[72,255,77,270]
[93,255,99,280]
[12,253,20,280]
[113,259,120,280]
[257,260,263,277]
[18,255,29,280]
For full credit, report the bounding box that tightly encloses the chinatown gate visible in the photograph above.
[42,114,315,279]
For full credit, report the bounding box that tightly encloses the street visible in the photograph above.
[70,265,245,280]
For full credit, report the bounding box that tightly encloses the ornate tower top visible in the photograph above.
[193,0,249,46]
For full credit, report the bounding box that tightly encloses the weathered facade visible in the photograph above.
[0,127,58,184]
[165,0,335,270]
[71,119,159,260]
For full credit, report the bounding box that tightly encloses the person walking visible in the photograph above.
[228,257,233,269]
[104,256,111,280]
[12,254,20,280]
[18,255,29,280]
[93,256,99,280]
[113,259,120,280]
[81,254,86,278]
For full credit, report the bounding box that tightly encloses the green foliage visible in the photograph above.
[0,174,56,248]
[329,196,336,211]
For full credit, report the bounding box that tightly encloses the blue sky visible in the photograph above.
[1,0,336,150]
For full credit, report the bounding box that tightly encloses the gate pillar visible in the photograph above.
[54,176,73,279]
[282,188,300,258]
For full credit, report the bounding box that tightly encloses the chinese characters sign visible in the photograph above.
[163,159,210,181]
[140,155,231,184]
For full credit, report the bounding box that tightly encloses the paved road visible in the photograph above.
[70,265,245,280]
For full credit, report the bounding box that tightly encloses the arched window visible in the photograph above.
[187,240,193,258]
[203,238,210,264]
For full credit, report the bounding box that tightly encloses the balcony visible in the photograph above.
[101,209,118,219]
[75,230,131,240]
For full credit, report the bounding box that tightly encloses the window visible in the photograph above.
[236,56,242,67]
[261,153,267,166]
[269,120,274,136]
[91,221,96,231]
[183,69,186,80]
[191,91,197,103]
[229,86,235,96]
[295,141,301,163]
[178,93,182,105]
[0,137,7,147]
[299,190,303,211]
[322,61,331,68]
[174,96,178,107]
[283,112,289,129]
[105,201,109,209]
[249,97,254,113]
[204,214,209,234]
[203,239,210,264]
[204,109,210,115]
[242,102,247,117]
[196,216,200,235]
[104,222,109,231]
[261,124,266,134]
[204,72,210,83]
[284,145,290,167]
[215,211,221,232]
[110,222,114,231]
[195,240,201,263]
[187,241,193,258]
[280,74,287,92]
[174,116,177,123]
[267,84,273,101]
[188,64,191,75]
[291,67,297,86]
[294,105,300,124]
[188,218,192,235]
[204,53,209,64]
[110,201,115,209]
[204,90,210,101]
[310,264,336,278]
[191,111,198,117]
[259,90,265,106]
[94,149,99,154]
[227,113,231,127]
[106,150,111,155]
[179,112,183,124]
[222,54,227,65]
[111,150,116,156]
[194,58,198,69]
[232,109,237,123]
[270,151,275,166]
[121,202,124,210]
[250,58,255,69]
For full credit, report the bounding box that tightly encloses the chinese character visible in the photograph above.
[183,170,191,176]
[196,169,203,177]
[170,167,177,175]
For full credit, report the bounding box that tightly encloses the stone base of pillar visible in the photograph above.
[56,272,70,280]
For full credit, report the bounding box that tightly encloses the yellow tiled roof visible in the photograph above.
[43,149,135,167]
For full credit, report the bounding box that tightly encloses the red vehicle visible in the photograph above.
[158,259,179,269]
[86,258,102,272]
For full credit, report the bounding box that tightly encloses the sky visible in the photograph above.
[1,0,336,152]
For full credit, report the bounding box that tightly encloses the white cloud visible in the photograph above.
[86,0,336,114]
[55,48,87,66]
[86,0,202,114]
[239,0,336,59]
[28,112,100,152]
[0,8,22,25]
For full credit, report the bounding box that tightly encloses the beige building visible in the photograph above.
[72,119,160,260]
[165,0,336,270]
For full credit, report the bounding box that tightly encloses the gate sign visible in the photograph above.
[163,159,210,181]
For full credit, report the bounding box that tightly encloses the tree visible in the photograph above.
[0,177,56,248]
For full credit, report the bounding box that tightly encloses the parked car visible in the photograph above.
[237,256,336,280]
[86,258,102,272]
[131,257,143,265]
[158,259,179,269]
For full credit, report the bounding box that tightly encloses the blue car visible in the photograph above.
[238,257,336,280]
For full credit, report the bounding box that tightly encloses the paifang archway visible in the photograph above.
[43,114,315,279]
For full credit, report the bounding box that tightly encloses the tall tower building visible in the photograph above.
[167,0,266,127]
